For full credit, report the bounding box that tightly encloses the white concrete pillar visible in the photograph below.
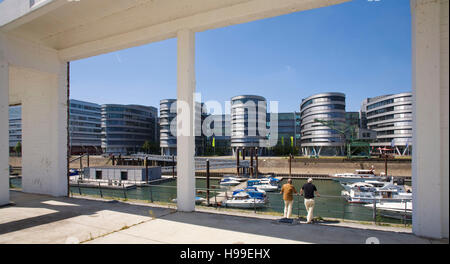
[0,56,9,206]
[411,0,449,239]
[18,63,68,197]
[176,29,196,212]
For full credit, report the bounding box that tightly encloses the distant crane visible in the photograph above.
[313,119,371,159]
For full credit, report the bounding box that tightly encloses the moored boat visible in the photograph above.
[223,192,266,208]
[172,196,206,205]
[341,179,412,204]
[219,178,241,186]
[341,181,377,204]
[364,200,412,220]
[331,169,385,183]
[233,188,267,201]
[247,179,279,192]
[222,174,247,182]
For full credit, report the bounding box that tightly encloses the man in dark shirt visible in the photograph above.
[300,178,320,224]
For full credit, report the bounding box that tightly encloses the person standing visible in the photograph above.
[300,178,320,224]
[280,178,297,219]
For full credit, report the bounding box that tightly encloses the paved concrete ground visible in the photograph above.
[0,191,445,244]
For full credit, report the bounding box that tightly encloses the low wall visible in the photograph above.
[10,155,412,177]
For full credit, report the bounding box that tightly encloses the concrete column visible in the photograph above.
[176,28,196,212]
[0,56,9,206]
[19,63,68,197]
[411,0,449,239]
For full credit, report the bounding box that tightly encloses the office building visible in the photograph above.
[230,95,268,156]
[69,99,102,154]
[300,92,346,156]
[204,114,232,155]
[360,92,413,155]
[101,104,158,154]
[160,99,177,156]
[9,105,22,153]
[272,112,301,147]
[159,99,207,156]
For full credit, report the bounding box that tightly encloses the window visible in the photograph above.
[121,171,128,181]
[95,171,102,180]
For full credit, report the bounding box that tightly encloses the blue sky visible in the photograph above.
[70,0,412,112]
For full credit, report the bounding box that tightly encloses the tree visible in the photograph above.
[142,141,151,154]
[142,140,160,154]
[14,141,22,156]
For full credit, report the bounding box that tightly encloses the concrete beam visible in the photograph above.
[0,0,68,31]
[59,0,349,61]
[411,0,449,239]
[0,33,61,74]
[439,0,449,240]
[0,54,9,206]
[176,29,196,212]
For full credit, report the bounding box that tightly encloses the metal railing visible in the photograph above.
[65,181,411,226]
[9,176,411,226]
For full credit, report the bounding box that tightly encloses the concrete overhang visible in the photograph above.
[0,0,350,61]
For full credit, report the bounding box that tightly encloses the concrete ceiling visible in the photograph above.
[1,0,350,60]
[4,0,250,49]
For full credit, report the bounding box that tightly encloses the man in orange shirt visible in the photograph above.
[280,178,297,219]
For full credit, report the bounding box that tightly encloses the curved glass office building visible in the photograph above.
[361,92,413,155]
[300,92,346,156]
[230,95,267,156]
[159,99,177,156]
[101,104,158,154]
[159,99,207,156]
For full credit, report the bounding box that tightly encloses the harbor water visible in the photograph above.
[10,177,410,224]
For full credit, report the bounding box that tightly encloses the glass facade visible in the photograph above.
[9,105,22,150]
[69,99,102,154]
[300,92,346,156]
[267,112,301,148]
[230,95,267,148]
[159,99,207,156]
[102,104,158,154]
[159,99,177,155]
[361,93,413,154]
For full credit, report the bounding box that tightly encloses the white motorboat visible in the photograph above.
[219,178,241,186]
[376,182,412,200]
[341,180,412,204]
[364,200,412,220]
[233,188,267,201]
[222,174,247,182]
[364,180,389,187]
[259,177,281,184]
[253,184,279,192]
[247,179,279,192]
[364,200,412,212]
[243,186,266,195]
[342,178,411,195]
[340,181,377,192]
[331,169,385,183]
[341,188,377,204]
[223,192,266,208]
[172,196,206,205]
